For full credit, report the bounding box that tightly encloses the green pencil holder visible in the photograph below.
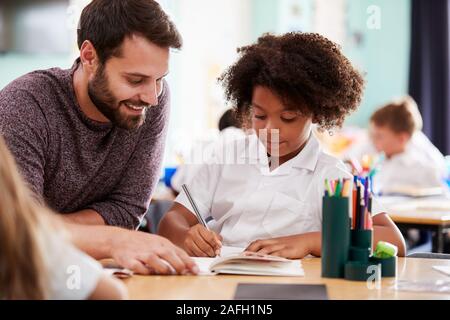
[344,230,374,281]
[321,196,350,278]
[344,261,381,282]
[370,256,397,277]
[349,246,371,263]
[350,229,373,253]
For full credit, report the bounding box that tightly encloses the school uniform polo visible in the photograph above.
[44,234,103,300]
[373,147,447,194]
[343,129,448,196]
[175,132,382,248]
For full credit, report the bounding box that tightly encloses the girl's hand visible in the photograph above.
[245,233,320,259]
[183,224,223,257]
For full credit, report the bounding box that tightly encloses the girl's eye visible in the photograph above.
[281,117,296,123]
[254,115,266,120]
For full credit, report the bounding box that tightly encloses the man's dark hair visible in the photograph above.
[77,0,182,63]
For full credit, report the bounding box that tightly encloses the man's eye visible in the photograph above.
[129,79,143,85]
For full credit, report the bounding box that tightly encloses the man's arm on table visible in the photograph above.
[64,222,199,275]
[62,209,106,225]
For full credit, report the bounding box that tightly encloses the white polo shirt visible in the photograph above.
[43,233,103,300]
[373,147,447,194]
[175,132,381,248]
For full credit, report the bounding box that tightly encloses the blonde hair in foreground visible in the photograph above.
[0,135,51,299]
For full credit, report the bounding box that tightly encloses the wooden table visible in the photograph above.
[123,257,450,300]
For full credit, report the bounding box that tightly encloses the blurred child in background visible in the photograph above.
[345,96,447,195]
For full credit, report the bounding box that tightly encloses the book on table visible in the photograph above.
[193,246,304,277]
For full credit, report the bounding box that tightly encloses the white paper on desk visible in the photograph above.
[381,197,450,212]
[433,266,450,277]
[380,186,444,198]
[394,280,450,293]
[193,257,217,275]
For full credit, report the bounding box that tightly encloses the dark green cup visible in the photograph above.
[321,196,350,278]
[349,246,371,263]
[344,261,381,282]
[351,229,373,253]
[370,256,397,277]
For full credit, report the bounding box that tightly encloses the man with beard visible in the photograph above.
[0,0,198,276]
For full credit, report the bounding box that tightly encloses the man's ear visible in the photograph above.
[79,40,99,75]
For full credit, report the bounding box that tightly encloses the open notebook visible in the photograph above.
[193,246,304,277]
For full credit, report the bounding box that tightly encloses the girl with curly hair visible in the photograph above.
[159,32,406,258]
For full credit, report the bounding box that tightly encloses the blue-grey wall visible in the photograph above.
[1,0,412,129]
[344,0,411,127]
[250,0,411,127]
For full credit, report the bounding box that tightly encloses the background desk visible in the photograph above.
[378,196,450,253]
[123,257,450,300]
[389,210,450,253]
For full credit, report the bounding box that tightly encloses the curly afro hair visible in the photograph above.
[218,32,365,130]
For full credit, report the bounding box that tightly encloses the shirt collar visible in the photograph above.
[240,132,321,172]
[290,132,321,171]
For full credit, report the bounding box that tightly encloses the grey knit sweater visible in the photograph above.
[0,59,170,229]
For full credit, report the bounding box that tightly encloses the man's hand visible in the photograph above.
[183,224,222,257]
[245,233,321,259]
[109,230,199,275]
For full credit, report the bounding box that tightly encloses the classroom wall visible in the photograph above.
[0,0,412,168]
[0,0,76,89]
[251,0,279,41]
[250,0,412,128]
[343,0,411,127]
[161,0,252,166]
[0,53,72,89]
